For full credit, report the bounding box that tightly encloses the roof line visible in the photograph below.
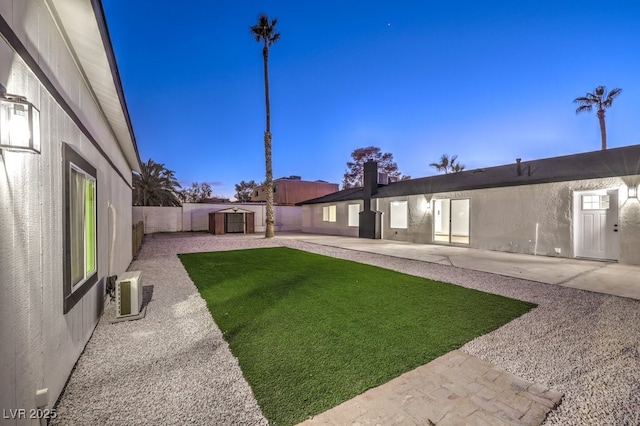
[92,0,142,171]
[0,10,133,189]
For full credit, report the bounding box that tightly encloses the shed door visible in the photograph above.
[574,190,619,260]
[246,212,255,234]
[214,212,225,235]
[225,213,245,233]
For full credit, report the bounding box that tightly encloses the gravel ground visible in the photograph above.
[53,233,640,425]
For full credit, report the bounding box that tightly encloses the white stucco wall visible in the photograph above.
[1,1,135,419]
[133,206,182,233]
[301,201,362,237]
[303,177,640,265]
[375,176,640,264]
[133,204,302,233]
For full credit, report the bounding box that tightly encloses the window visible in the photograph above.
[348,204,360,227]
[63,144,98,314]
[582,194,609,210]
[390,201,408,229]
[322,205,336,222]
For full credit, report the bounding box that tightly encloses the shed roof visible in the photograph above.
[300,144,640,205]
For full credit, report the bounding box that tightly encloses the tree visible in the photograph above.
[573,85,622,150]
[429,154,465,174]
[342,146,409,189]
[234,180,258,202]
[251,13,280,238]
[178,182,213,203]
[133,159,182,206]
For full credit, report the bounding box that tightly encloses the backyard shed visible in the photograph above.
[209,208,255,234]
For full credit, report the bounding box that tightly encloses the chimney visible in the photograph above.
[516,158,522,176]
[363,161,378,212]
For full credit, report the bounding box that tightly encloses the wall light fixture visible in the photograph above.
[0,93,40,153]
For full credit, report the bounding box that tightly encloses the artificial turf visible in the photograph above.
[179,247,535,425]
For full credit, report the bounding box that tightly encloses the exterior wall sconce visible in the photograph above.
[0,93,41,153]
[629,185,638,199]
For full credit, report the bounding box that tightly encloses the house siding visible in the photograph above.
[302,176,640,265]
[301,201,361,237]
[1,1,135,419]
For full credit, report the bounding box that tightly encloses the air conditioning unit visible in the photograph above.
[116,271,143,318]
[377,172,389,185]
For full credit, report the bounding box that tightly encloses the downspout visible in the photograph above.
[108,202,117,275]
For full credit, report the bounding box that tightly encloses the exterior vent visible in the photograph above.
[377,172,389,185]
[116,271,143,318]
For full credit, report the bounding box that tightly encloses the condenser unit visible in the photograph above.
[116,271,143,318]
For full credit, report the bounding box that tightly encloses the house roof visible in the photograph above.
[50,0,141,172]
[300,144,640,205]
[298,187,365,205]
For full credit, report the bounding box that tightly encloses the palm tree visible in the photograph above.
[133,159,182,206]
[251,13,280,238]
[429,154,465,174]
[573,86,622,150]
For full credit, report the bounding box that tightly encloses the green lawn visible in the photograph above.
[179,247,535,425]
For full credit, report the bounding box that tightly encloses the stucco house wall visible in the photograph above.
[301,153,640,266]
[301,201,362,237]
[0,1,139,419]
[377,177,639,260]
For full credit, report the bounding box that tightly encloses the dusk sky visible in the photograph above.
[103,1,640,199]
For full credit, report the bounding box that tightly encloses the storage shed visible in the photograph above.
[209,207,255,235]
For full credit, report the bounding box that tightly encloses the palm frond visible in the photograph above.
[575,104,593,114]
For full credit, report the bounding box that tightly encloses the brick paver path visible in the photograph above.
[300,350,563,425]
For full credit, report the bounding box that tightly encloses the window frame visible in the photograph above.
[389,200,408,229]
[63,143,98,314]
[322,205,336,222]
[433,197,470,244]
[582,194,609,210]
[348,204,360,227]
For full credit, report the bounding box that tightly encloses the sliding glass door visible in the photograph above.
[433,198,470,244]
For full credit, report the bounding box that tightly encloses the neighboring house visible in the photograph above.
[300,145,640,265]
[251,175,339,205]
[0,0,140,419]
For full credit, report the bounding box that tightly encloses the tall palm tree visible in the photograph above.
[251,13,280,238]
[573,86,622,150]
[429,154,465,174]
[133,159,182,206]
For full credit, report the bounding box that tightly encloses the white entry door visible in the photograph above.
[574,190,619,260]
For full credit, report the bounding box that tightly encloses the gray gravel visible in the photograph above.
[53,233,640,425]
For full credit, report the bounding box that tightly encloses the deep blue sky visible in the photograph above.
[103,1,640,199]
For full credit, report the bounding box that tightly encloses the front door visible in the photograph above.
[574,190,619,260]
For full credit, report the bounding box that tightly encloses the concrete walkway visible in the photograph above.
[282,233,640,301]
